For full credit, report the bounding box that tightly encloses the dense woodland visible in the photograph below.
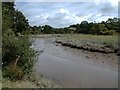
[2,2,119,80]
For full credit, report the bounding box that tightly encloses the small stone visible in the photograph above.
[56,44,58,46]
[37,83,40,86]
[86,55,90,58]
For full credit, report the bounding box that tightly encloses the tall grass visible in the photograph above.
[58,34,118,49]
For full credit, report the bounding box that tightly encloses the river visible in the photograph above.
[32,37,118,88]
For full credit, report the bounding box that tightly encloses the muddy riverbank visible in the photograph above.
[55,39,116,54]
[54,34,119,55]
[32,37,118,88]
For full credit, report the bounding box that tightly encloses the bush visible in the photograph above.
[2,2,38,80]
[2,29,38,80]
[100,30,115,35]
[3,65,24,81]
[105,30,116,35]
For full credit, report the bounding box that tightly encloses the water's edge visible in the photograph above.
[32,37,118,88]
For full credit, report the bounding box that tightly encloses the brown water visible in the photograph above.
[32,37,118,88]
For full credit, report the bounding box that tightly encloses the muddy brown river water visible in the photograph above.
[32,37,118,88]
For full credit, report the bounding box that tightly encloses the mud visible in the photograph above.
[32,37,118,88]
[55,40,117,54]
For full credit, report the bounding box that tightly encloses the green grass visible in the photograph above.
[2,78,39,88]
[2,72,59,88]
[57,34,118,49]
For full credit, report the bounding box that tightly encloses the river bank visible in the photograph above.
[55,34,119,55]
[31,34,119,54]
[32,37,118,88]
[2,71,59,88]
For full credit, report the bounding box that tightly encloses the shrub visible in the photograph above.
[100,30,115,35]
[2,2,38,80]
[2,29,38,80]
[3,65,24,81]
[105,30,116,35]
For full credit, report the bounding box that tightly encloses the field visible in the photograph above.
[55,34,119,54]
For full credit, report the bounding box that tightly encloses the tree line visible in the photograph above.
[30,18,119,35]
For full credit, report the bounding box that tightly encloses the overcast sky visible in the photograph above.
[15,0,119,28]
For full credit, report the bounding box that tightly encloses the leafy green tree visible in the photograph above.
[79,21,89,34]
[2,2,37,80]
[42,25,54,34]
[14,10,29,34]
[2,2,15,32]
[89,23,108,35]
[30,26,41,34]
[67,18,119,35]
[106,18,119,32]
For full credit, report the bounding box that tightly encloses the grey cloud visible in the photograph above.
[15,1,118,28]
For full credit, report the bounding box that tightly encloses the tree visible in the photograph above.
[2,2,37,80]
[14,10,29,34]
[106,18,119,33]
[42,25,54,34]
[89,23,108,35]
[2,2,15,32]
[79,21,89,34]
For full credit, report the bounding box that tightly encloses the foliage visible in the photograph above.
[29,18,119,35]
[2,2,38,80]
[14,10,30,34]
[2,2,15,32]
[57,34,118,52]
[89,23,108,35]
[3,65,24,80]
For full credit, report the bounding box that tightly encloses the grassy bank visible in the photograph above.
[55,34,119,54]
[30,34,60,38]
[2,72,59,88]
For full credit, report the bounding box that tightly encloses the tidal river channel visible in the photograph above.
[32,37,118,88]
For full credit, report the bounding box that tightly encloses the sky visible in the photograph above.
[15,0,119,28]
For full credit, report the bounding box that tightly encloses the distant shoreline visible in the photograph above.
[30,34,119,55]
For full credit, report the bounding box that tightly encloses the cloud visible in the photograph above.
[15,1,118,28]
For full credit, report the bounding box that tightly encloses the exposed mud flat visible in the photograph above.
[32,37,118,88]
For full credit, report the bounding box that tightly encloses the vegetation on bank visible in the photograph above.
[2,2,59,88]
[2,2,38,81]
[2,72,59,88]
[2,3,36,89]
[55,34,119,54]
[29,15,119,55]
